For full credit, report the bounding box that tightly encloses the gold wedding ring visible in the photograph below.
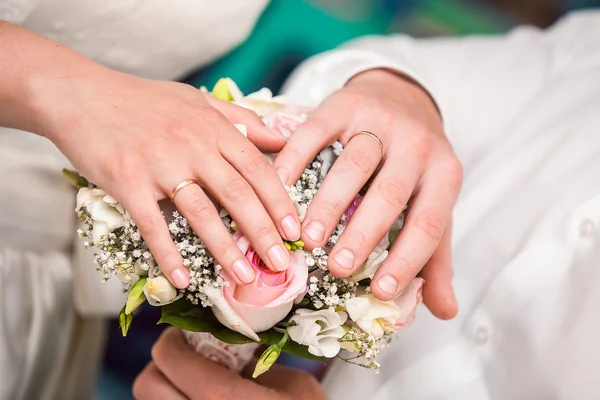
[169,179,197,201]
[351,131,385,158]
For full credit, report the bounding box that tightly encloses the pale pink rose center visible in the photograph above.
[233,246,291,306]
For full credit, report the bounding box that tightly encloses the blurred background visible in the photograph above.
[96,1,598,398]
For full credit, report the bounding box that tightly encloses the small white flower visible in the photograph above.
[287,308,347,358]
[143,276,179,306]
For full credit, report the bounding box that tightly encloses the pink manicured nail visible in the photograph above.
[377,275,399,296]
[332,249,355,270]
[267,244,290,271]
[304,221,325,242]
[171,267,190,288]
[277,168,289,185]
[281,215,301,241]
[232,259,255,283]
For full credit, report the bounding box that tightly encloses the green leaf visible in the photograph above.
[253,345,282,378]
[119,306,133,336]
[282,340,325,363]
[125,278,147,315]
[388,229,401,250]
[62,168,90,189]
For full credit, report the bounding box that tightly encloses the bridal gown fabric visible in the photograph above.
[0,1,268,399]
[284,10,600,399]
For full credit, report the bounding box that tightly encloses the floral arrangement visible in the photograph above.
[65,78,424,377]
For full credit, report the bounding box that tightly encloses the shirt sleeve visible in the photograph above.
[282,10,600,144]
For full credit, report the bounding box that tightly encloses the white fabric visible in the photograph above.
[284,10,600,400]
[0,1,267,399]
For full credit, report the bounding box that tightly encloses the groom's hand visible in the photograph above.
[269,69,461,319]
[133,328,327,400]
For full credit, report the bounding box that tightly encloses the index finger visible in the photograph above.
[273,100,344,185]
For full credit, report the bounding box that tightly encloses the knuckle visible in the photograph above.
[243,152,272,177]
[342,148,375,174]
[376,176,410,208]
[301,118,328,138]
[414,212,445,242]
[411,129,435,158]
[222,176,251,203]
[314,197,342,217]
[348,227,371,248]
[134,214,161,234]
[341,91,371,114]
[186,195,213,222]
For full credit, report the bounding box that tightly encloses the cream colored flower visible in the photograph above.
[345,294,401,339]
[287,308,347,358]
[143,276,178,306]
[76,188,127,244]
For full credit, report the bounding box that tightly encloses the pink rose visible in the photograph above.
[210,231,308,341]
[343,195,363,226]
[264,105,311,140]
[393,277,424,329]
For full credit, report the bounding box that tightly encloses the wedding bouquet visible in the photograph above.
[65,78,424,377]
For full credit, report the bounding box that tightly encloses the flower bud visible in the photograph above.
[252,345,281,378]
[143,276,178,306]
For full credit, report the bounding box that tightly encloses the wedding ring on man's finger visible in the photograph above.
[169,179,197,201]
[350,131,385,159]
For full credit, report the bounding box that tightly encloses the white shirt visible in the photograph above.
[0,1,267,399]
[284,10,600,399]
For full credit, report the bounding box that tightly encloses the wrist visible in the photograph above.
[25,60,110,144]
[347,68,442,121]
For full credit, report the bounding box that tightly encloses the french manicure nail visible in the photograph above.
[171,267,190,289]
[232,259,255,283]
[281,215,301,241]
[277,168,289,185]
[304,221,325,242]
[377,275,399,296]
[333,248,355,270]
[267,244,290,271]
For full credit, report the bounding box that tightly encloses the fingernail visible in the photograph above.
[171,268,190,289]
[232,259,255,283]
[281,215,301,241]
[267,244,290,271]
[332,248,355,270]
[277,168,289,185]
[304,221,325,242]
[377,275,399,296]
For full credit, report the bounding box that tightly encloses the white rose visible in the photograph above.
[76,188,127,244]
[345,294,401,339]
[349,234,390,282]
[287,308,347,358]
[143,276,178,306]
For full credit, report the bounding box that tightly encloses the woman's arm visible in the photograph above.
[0,21,301,289]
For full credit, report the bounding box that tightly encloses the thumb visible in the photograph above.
[205,95,287,153]
[242,362,327,400]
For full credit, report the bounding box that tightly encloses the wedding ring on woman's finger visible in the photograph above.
[169,179,197,201]
[350,131,385,159]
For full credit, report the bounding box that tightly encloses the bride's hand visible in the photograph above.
[133,328,327,400]
[37,68,301,289]
[273,69,460,318]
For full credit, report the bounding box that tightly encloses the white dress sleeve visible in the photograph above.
[0,0,39,24]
